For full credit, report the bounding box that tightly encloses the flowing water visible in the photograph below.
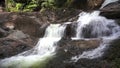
[71,11,120,62]
[100,0,119,9]
[0,24,66,68]
[0,1,120,67]
[70,0,120,62]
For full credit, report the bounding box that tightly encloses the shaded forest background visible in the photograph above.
[0,0,103,12]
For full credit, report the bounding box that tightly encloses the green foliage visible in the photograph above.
[5,0,74,12]
[41,0,55,8]
[6,0,38,12]
[6,0,16,11]
[23,0,37,12]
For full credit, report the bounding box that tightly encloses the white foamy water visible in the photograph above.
[0,24,66,68]
[71,11,120,62]
[0,5,120,67]
[76,11,118,38]
[100,0,118,9]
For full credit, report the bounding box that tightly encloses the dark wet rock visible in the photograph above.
[7,30,36,45]
[49,9,81,23]
[0,28,8,38]
[13,13,45,38]
[64,24,73,38]
[71,58,112,68]
[57,38,101,55]
[64,22,77,38]
[47,38,120,68]
[69,39,101,49]
[100,1,120,19]
[0,12,49,38]
[0,30,37,59]
[102,39,120,68]
[0,38,33,59]
[115,19,120,25]
[0,12,10,23]
[46,38,101,68]
[0,9,81,38]
[7,30,29,39]
[0,9,81,59]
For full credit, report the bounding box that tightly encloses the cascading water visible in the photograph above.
[100,0,119,9]
[0,24,66,68]
[75,11,119,38]
[0,1,120,67]
[71,11,120,62]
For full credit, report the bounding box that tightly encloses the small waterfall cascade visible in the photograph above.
[30,24,66,55]
[0,24,66,68]
[0,0,120,66]
[76,11,119,38]
[71,11,120,62]
[100,0,119,9]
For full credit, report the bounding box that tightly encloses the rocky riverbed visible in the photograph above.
[0,0,120,68]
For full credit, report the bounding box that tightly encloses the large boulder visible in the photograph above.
[0,9,81,38]
[0,12,49,38]
[100,1,120,19]
[46,38,120,68]
[0,30,36,59]
[69,39,101,49]
[46,38,102,68]
[0,38,33,59]
[0,28,8,38]
[103,39,120,68]
[0,9,81,59]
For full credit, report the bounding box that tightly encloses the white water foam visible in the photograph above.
[76,11,118,38]
[0,24,66,68]
[71,11,120,62]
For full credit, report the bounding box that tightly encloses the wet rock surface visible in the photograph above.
[0,30,36,59]
[0,9,80,37]
[0,38,33,59]
[46,38,120,68]
[0,1,120,67]
[116,19,120,25]
[100,1,120,19]
[46,38,102,68]
[0,9,81,59]
[102,38,120,68]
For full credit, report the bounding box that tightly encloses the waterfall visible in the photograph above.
[0,11,119,67]
[75,11,119,38]
[100,0,118,9]
[0,24,66,68]
[0,2,120,67]
[71,11,120,62]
